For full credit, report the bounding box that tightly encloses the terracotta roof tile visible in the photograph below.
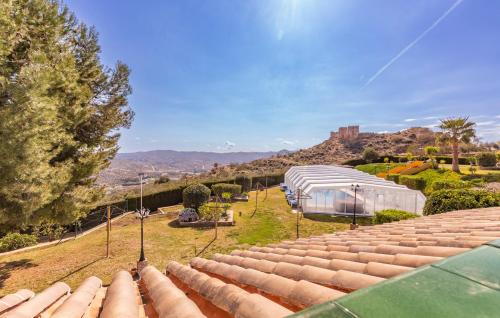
[141,265,205,318]
[50,276,101,318]
[0,290,34,315]
[3,282,70,318]
[100,271,139,318]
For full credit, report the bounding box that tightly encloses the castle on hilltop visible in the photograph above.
[330,125,360,140]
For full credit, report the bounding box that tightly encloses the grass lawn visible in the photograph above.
[0,187,353,295]
[439,164,500,175]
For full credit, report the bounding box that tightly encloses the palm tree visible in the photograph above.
[436,117,476,173]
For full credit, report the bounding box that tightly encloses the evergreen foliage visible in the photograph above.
[476,152,497,167]
[0,0,133,230]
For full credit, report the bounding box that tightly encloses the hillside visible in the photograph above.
[98,150,290,185]
[211,127,437,175]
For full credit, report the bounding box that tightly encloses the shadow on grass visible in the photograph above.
[167,219,183,228]
[304,213,373,225]
[49,257,105,285]
[0,259,37,288]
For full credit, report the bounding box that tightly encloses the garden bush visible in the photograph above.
[182,184,211,211]
[0,233,38,252]
[211,183,242,196]
[362,147,379,163]
[476,152,497,167]
[373,209,418,224]
[399,176,426,191]
[423,189,500,215]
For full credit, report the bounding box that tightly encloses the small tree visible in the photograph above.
[362,147,379,163]
[424,146,440,168]
[436,117,476,173]
[182,184,211,212]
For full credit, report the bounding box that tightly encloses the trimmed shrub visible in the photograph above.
[211,183,242,196]
[423,189,500,215]
[373,209,418,224]
[182,184,211,211]
[0,233,38,252]
[476,152,497,167]
[399,176,426,191]
[430,180,471,192]
[386,174,400,183]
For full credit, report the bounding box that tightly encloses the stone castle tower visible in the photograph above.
[330,125,360,140]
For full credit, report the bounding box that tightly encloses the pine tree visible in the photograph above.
[0,0,133,230]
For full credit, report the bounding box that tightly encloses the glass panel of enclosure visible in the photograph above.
[301,187,422,215]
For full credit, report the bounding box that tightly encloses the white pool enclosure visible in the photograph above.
[284,165,426,215]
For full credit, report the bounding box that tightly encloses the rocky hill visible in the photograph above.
[211,127,437,175]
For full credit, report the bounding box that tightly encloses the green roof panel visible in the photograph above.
[432,245,500,291]
[335,266,500,318]
[486,239,500,249]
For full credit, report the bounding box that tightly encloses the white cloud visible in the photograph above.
[224,140,236,150]
[134,136,141,141]
[404,118,417,122]
[276,137,296,146]
[377,130,389,134]
[476,121,495,126]
[424,116,439,120]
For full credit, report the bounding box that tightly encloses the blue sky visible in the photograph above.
[65,0,500,152]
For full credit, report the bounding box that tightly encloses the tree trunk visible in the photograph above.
[452,142,460,173]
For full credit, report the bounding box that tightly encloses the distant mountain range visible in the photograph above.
[98,149,291,185]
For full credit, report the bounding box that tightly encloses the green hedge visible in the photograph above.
[399,176,426,191]
[0,233,38,252]
[373,209,418,224]
[430,180,472,192]
[386,174,400,183]
[251,174,285,188]
[461,173,500,183]
[211,183,242,196]
[423,189,500,215]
